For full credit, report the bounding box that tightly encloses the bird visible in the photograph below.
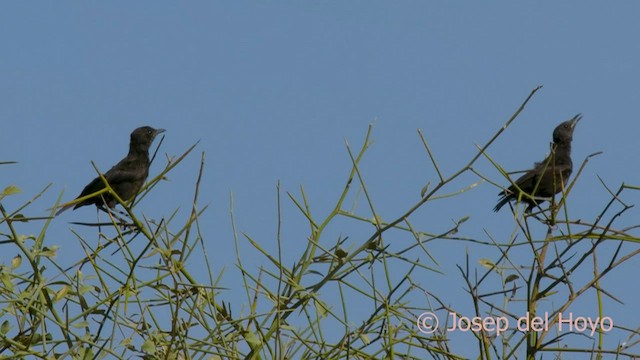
[56,126,165,215]
[494,114,581,213]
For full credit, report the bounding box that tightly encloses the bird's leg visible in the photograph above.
[96,204,110,215]
[111,208,140,230]
[111,207,130,220]
[97,205,132,228]
[526,202,560,226]
[525,207,547,223]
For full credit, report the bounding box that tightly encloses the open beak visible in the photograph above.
[569,114,581,129]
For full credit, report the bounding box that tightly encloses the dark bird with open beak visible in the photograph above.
[494,114,581,213]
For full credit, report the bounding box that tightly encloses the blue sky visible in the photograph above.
[2,2,640,357]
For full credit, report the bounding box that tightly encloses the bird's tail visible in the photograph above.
[55,204,74,216]
[493,193,510,212]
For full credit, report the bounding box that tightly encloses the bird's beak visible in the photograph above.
[155,128,166,135]
[570,114,581,128]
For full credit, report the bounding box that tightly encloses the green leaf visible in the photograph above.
[335,247,348,259]
[119,337,132,347]
[420,182,430,197]
[72,321,90,329]
[478,258,495,270]
[141,339,156,354]
[54,286,69,302]
[11,214,27,222]
[359,333,371,345]
[40,246,59,258]
[243,330,262,348]
[11,255,21,269]
[539,290,557,299]
[0,320,11,335]
[2,185,21,196]
[504,274,519,284]
[79,285,94,295]
[79,346,94,360]
[1,272,13,292]
[315,299,330,318]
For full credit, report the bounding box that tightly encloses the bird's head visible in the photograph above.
[130,126,166,149]
[553,114,581,144]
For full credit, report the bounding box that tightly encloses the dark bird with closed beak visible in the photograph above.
[494,114,581,213]
[56,126,165,215]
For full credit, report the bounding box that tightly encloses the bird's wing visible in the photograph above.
[75,165,144,198]
[507,168,538,194]
[77,176,107,198]
[512,162,572,197]
[103,168,146,185]
[100,155,149,184]
[535,163,572,192]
